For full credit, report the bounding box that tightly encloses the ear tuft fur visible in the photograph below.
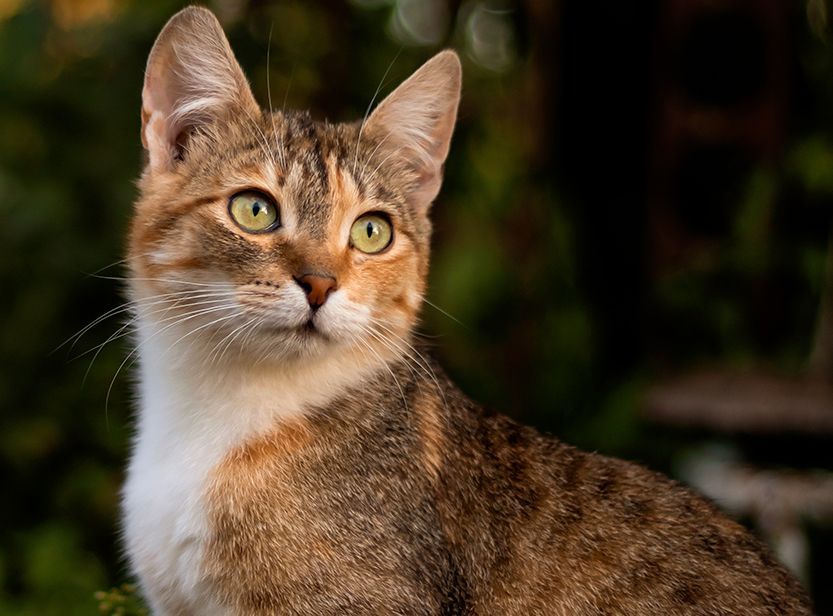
[141,6,259,172]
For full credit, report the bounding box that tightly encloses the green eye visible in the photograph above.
[350,214,392,254]
[228,191,279,233]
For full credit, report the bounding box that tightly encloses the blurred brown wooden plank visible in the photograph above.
[644,370,833,435]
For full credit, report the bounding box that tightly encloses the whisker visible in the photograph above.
[161,310,242,360]
[422,298,468,329]
[226,316,261,362]
[358,131,393,180]
[352,49,402,176]
[55,289,240,354]
[208,315,258,365]
[253,329,283,367]
[240,101,280,172]
[106,305,240,413]
[103,307,242,427]
[265,22,289,171]
[359,324,421,383]
[235,315,265,362]
[282,65,295,114]
[74,295,241,362]
[363,149,400,188]
[365,326,426,384]
[352,329,408,412]
[85,257,131,276]
[365,317,448,411]
[91,274,232,288]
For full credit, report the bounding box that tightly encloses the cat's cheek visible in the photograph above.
[394,288,423,319]
[144,238,197,272]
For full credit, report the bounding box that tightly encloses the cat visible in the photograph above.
[122,6,814,615]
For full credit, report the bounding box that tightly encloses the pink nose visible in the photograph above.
[294,274,337,309]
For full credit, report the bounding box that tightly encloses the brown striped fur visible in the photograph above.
[202,362,811,615]
[124,7,813,615]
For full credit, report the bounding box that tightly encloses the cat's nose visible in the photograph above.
[294,273,337,310]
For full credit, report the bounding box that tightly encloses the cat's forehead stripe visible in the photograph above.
[277,112,334,238]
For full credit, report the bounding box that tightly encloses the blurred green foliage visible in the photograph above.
[0,0,831,613]
[94,584,146,616]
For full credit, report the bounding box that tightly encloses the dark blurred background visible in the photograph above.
[1,0,833,613]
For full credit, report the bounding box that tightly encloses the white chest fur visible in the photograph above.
[122,319,385,614]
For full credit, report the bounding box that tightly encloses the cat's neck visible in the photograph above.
[131,311,402,457]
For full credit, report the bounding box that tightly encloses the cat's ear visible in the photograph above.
[141,7,259,172]
[364,50,461,209]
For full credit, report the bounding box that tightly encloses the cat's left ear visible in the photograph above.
[141,7,259,173]
[364,50,462,210]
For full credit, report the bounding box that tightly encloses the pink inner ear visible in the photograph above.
[143,110,175,173]
[409,167,443,211]
[142,69,180,171]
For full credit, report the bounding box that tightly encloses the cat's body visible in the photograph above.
[123,7,813,615]
[128,351,809,615]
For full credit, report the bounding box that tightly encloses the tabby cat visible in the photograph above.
[122,7,813,615]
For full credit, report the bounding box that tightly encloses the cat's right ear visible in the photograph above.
[141,7,259,173]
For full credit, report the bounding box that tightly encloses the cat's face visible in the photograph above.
[129,8,460,363]
[131,111,429,361]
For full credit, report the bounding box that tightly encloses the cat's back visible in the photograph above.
[437,391,813,614]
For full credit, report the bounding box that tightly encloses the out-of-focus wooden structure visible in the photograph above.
[643,0,833,582]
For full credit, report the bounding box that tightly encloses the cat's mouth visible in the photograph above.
[260,316,329,341]
[300,319,321,335]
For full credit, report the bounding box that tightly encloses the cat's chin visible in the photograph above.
[263,323,332,356]
[258,320,324,338]
[242,329,330,361]
[212,319,360,366]
[209,318,402,371]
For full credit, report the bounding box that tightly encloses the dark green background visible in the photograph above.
[1,0,831,613]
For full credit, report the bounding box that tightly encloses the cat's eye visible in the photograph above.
[350,214,392,254]
[228,191,279,233]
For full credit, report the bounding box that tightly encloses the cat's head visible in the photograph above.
[129,7,460,364]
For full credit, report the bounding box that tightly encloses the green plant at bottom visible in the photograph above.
[94,583,147,616]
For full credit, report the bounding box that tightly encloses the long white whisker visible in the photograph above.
[364,325,424,383]
[366,317,448,411]
[86,257,131,276]
[363,149,401,187]
[352,330,408,412]
[422,297,467,328]
[80,300,226,383]
[56,289,241,354]
[162,311,242,360]
[265,22,288,171]
[359,324,421,384]
[239,315,264,353]
[91,274,232,288]
[209,315,258,365]
[353,49,402,176]
[239,100,279,171]
[279,65,295,170]
[76,295,241,363]
[226,316,261,362]
[105,304,240,412]
[70,290,239,350]
[358,131,393,180]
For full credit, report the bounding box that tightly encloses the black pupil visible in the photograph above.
[366,221,374,238]
[252,202,262,217]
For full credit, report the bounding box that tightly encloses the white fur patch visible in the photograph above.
[122,300,389,613]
